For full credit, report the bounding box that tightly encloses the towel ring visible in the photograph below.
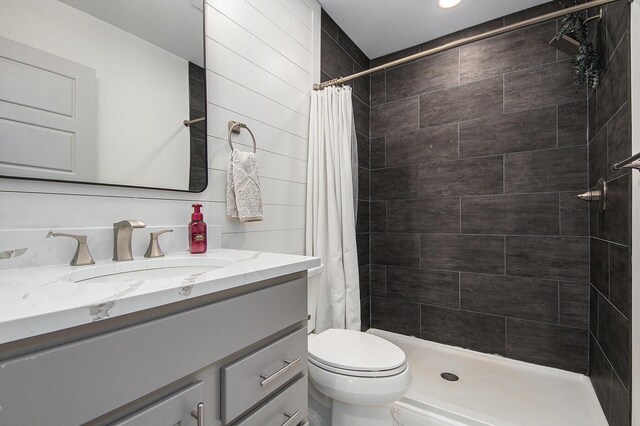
[228,121,256,153]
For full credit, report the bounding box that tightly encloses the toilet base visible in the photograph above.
[308,381,332,426]
[332,401,392,426]
[309,381,392,426]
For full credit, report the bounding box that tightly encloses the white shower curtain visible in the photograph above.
[306,86,361,333]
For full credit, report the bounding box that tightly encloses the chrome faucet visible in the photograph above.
[113,220,146,261]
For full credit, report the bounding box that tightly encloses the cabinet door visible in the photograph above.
[112,382,204,426]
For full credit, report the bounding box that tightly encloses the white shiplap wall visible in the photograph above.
[0,0,321,255]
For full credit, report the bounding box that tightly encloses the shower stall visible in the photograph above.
[320,0,632,423]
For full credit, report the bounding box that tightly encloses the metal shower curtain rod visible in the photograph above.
[312,0,628,91]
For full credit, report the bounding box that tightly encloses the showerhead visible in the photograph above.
[549,8,603,56]
[549,33,580,56]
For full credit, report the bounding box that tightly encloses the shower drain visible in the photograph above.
[440,372,459,382]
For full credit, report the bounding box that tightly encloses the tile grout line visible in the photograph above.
[458,272,461,310]
[608,367,613,421]
[458,47,461,87]
[591,281,630,322]
[368,63,373,325]
[607,243,611,300]
[391,298,590,331]
[418,231,422,269]
[503,235,507,276]
[559,192,562,236]
[370,190,595,201]
[384,265,388,296]
[556,105,560,148]
[374,230,589,241]
[504,314,508,355]
[371,131,584,162]
[383,69,386,104]
[321,28,369,76]
[591,327,629,394]
[376,264,586,283]
[457,123,461,159]
[459,197,462,234]
[557,281,561,325]
[502,155,506,194]
[502,74,505,115]
[386,56,571,106]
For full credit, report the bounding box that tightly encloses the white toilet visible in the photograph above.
[306,266,412,426]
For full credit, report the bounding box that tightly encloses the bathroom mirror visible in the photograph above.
[0,0,207,192]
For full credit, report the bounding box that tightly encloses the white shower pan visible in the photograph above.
[367,329,608,426]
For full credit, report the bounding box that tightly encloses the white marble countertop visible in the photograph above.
[0,249,320,345]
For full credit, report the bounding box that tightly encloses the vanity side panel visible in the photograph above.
[0,278,307,426]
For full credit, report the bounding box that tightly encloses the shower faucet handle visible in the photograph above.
[576,178,607,213]
[46,231,95,266]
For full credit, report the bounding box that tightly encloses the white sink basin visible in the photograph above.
[19,256,235,309]
[60,256,235,284]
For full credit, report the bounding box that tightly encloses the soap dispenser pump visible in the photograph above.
[189,204,207,254]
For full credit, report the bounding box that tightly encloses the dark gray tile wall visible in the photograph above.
[323,6,631,420]
[588,2,632,423]
[321,10,372,331]
[368,2,591,374]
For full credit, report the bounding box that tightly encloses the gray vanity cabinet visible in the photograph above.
[0,274,308,426]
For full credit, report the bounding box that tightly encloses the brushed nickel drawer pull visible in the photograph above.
[260,358,301,387]
[190,402,204,426]
[281,410,301,426]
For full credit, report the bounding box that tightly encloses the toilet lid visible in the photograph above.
[308,329,406,372]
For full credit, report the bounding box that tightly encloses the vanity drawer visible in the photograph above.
[221,326,307,424]
[111,381,204,426]
[234,373,307,426]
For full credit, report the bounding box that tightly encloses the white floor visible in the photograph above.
[368,329,608,426]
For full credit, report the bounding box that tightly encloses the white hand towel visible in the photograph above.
[226,149,264,222]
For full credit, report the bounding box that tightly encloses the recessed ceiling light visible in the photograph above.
[438,0,462,9]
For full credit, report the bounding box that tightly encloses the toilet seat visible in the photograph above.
[308,329,407,378]
[308,356,407,377]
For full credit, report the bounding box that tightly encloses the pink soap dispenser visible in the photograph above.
[189,204,207,254]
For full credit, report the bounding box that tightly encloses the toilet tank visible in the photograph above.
[307,265,323,334]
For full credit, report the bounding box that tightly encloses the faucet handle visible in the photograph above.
[47,231,95,266]
[144,229,173,258]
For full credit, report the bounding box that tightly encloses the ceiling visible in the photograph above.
[318,0,552,59]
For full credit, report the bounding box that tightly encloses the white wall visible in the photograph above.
[631,1,639,424]
[0,0,190,189]
[0,0,321,255]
